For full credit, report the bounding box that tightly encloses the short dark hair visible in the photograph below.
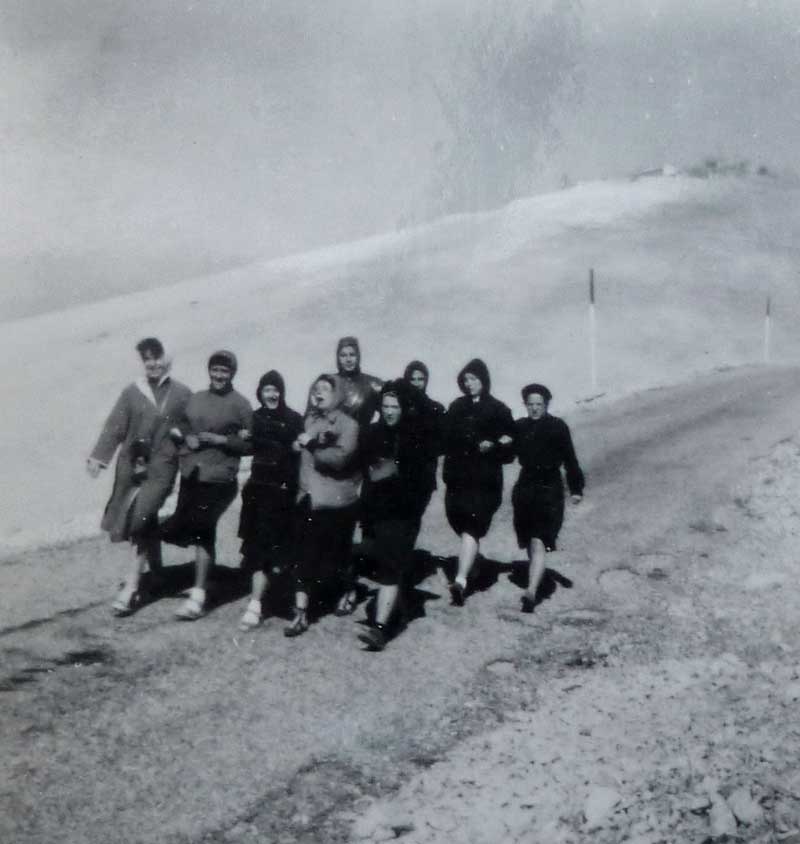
[136,337,164,359]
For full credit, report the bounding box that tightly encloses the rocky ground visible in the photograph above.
[3,366,800,844]
[343,437,800,843]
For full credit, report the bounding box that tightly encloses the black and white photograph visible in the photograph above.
[3,1,800,841]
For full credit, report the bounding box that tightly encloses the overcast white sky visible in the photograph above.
[2,0,799,319]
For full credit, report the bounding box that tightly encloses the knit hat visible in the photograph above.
[256,370,285,406]
[457,358,491,395]
[208,350,238,375]
[521,383,552,403]
[403,360,429,387]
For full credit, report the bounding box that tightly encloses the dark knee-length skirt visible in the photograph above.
[512,481,564,551]
[238,481,294,574]
[444,484,501,540]
[160,473,238,549]
[291,499,358,591]
[364,518,420,585]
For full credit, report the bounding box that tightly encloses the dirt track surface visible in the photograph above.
[4,365,800,844]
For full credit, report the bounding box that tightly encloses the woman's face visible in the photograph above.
[312,379,335,410]
[525,393,547,420]
[142,352,168,382]
[260,384,281,409]
[408,369,427,392]
[338,345,358,373]
[209,365,233,392]
[462,373,483,397]
[381,394,402,427]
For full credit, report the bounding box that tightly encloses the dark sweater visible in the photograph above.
[405,390,445,492]
[442,394,515,490]
[361,418,436,522]
[247,404,304,492]
[514,414,584,496]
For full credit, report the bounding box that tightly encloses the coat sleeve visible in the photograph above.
[223,397,254,455]
[313,416,359,472]
[495,402,516,464]
[90,388,131,466]
[560,420,585,495]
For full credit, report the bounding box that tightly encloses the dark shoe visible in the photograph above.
[521,591,536,613]
[283,610,309,638]
[449,581,465,607]
[357,626,386,652]
[334,589,358,617]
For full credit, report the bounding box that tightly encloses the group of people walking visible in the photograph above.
[87,335,584,651]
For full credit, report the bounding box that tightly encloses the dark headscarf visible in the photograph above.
[521,383,552,404]
[336,336,361,376]
[208,349,238,376]
[457,358,491,396]
[403,360,430,389]
[380,378,414,415]
[255,369,286,407]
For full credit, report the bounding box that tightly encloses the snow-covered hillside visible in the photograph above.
[3,174,799,555]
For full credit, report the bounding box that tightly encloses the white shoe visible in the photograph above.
[238,599,263,631]
[175,588,205,621]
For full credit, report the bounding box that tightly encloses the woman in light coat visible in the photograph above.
[284,374,361,637]
[87,337,192,615]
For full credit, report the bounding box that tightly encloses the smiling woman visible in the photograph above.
[86,337,192,616]
[159,349,253,620]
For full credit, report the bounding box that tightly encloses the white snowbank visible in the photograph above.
[3,175,799,556]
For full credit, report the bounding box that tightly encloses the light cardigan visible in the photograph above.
[298,407,360,509]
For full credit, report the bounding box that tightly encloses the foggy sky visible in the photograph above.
[2,0,799,320]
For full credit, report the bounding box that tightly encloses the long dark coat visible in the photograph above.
[91,378,192,542]
[442,359,515,539]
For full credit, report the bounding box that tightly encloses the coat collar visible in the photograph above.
[134,375,171,408]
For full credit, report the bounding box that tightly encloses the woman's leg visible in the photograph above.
[375,584,399,627]
[523,537,547,610]
[250,570,269,602]
[284,588,309,637]
[175,542,213,619]
[335,508,359,615]
[450,532,479,605]
[112,526,160,615]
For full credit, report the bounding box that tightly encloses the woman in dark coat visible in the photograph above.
[356,380,438,651]
[403,359,445,515]
[284,374,361,637]
[512,383,584,612]
[442,358,515,606]
[237,370,303,631]
[161,350,253,620]
[87,337,192,616]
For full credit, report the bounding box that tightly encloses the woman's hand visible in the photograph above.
[478,439,495,453]
[86,457,104,478]
[296,432,313,448]
[198,432,227,446]
[570,494,583,505]
[498,435,513,446]
[238,429,251,441]
[185,434,201,451]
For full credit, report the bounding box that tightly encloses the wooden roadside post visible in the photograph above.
[589,268,597,390]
